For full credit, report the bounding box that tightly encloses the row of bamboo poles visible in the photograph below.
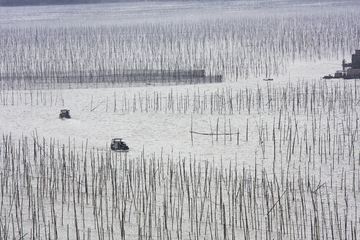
[1,80,359,117]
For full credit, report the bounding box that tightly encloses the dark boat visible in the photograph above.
[110,138,129,151]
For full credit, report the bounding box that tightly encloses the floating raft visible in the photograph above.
[0,69,223,89]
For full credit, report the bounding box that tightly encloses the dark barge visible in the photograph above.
[323,50,360,79]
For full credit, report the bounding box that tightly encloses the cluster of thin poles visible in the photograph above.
[1,79,360,239]
[0,130,359,239]
[0,9,359,89]
[1,4,360,239]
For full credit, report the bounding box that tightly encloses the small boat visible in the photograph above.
[59,109,71,119]
[110,138,129,151]
[323,75,334,79]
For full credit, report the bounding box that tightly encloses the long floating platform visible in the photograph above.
[0,69,223,90]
